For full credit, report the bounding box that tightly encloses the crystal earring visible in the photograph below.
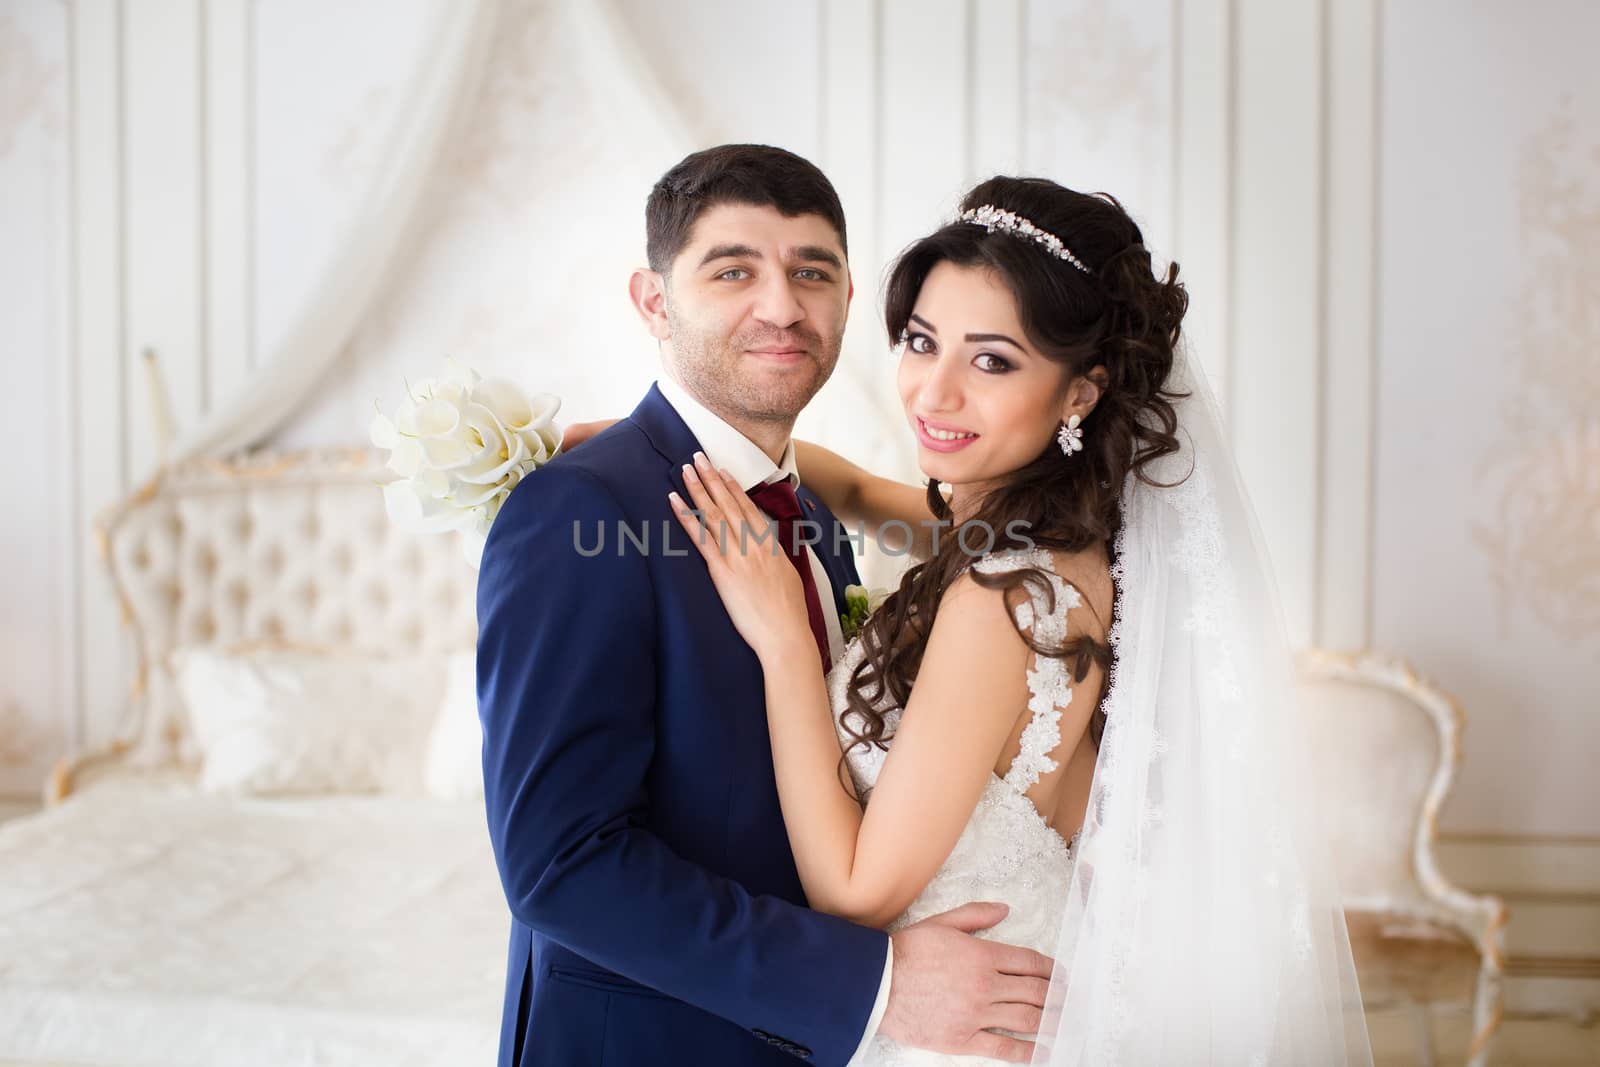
[1057,414,1084,456]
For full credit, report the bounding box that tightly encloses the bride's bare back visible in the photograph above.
[989,544,1113,842]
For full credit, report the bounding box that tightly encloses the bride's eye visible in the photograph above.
[903,331,936,355]
[974,353,1013,373]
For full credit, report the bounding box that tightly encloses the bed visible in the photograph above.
[0,448,505,1066]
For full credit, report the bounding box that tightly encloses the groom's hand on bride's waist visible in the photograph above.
[877,901,1054,1063]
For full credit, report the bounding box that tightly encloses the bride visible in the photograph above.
[595,175,1372,1064]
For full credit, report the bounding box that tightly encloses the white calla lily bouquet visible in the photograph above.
[370,357,564,568]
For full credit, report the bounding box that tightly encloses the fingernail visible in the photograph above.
[693,451,708,466]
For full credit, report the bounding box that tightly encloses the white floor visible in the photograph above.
[3,799,1594,1064]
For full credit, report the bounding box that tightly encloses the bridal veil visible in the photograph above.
[1033,347,1374,1065]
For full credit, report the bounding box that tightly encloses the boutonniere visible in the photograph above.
[840,584,890,641]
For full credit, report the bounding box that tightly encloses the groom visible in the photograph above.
[476,144,1052,1066]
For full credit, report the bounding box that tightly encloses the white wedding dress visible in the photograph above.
[828,546,1084,1067]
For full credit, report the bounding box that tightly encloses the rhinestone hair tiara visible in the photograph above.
[955,204,1092,274]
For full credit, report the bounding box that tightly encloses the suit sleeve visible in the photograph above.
[476,463,890,1065]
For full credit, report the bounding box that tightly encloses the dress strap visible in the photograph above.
[969,547,1083,793]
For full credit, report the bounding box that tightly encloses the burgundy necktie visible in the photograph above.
[745,479,832,672]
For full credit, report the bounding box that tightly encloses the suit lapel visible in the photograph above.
[631,383,865,612]
[627,382,703,501]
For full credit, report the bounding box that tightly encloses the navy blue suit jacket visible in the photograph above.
[476,383,890,1066]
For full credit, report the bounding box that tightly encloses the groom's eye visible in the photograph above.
[793,268,829,282]
[716,268,751,280]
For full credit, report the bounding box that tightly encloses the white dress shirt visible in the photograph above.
[655,374,893,1063]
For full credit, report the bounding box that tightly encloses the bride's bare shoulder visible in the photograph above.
[1026,545,1115,638]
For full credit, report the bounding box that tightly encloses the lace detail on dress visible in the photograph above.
[969,547,1083,793]
[827,634,1076,879]
[827,619,1079,1066]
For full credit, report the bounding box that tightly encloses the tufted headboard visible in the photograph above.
[69,447,479,788]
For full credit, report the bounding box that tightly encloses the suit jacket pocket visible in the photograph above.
[548,964,675,1001]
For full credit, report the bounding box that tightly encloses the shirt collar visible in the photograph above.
[655,374,800,492]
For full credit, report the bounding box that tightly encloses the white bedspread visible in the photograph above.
[0,774,505,1066]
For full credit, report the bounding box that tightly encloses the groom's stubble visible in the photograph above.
[661,289,845,434]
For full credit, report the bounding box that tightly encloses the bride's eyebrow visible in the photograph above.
[911,312,1024,351]
[966,331,1025,349]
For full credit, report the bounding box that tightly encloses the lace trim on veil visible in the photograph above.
[1071,450,1240,1058]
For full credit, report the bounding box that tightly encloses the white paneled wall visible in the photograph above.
[5,4,1599,993]
[205,0,254,407]
[1230,0,1323,642]
[1319,0,1379,649]
[66,0,126,780]
[1,0,74,794]
[1172,0,1233,400]
[123,0,203,480]
[1371,0,1600,839]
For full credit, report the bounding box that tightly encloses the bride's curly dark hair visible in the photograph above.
[840,177,1189,770]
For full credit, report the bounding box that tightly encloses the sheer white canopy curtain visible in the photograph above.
[168,0,500,464]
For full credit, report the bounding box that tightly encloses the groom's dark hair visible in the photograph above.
[645,144,848,274]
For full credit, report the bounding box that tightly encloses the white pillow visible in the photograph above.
[171,646,447,795]
[422,650,484,800]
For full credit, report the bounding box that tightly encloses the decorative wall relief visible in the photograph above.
[1025,2,1162,152]
[1021,0,1172,260]
[0,9,63,160]
[443,0,592,229]
[1472,104,1600,643]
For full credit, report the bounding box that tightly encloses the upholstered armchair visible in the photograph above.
[1296,649,1508,1066]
